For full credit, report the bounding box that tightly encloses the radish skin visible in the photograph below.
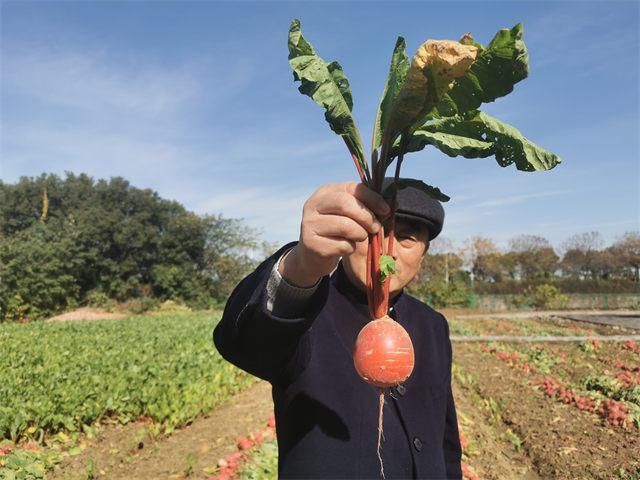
[353,315,415,388]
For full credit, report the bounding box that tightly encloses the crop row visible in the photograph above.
[0,313,255,443]
[449,316,599,338]
[479,343,640,429]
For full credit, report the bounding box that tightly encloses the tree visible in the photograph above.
[561,231,605,279]
[463,237,500,282]
[423,237,464,283]
[0,173,261,320]
[508,234,558,280]
[609,232,640,282]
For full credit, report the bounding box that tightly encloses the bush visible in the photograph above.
[85,289,115,311]
[410,280,475,308]
[157,299,192,313]
[127,297,160,315]
[2,294,34,322]
[524,284,569,309]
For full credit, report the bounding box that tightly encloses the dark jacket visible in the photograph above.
[213,243,462,479]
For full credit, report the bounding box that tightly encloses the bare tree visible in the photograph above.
[462,237,500,282]
[427,237,458,283]
[509,234,558,280]
[609,232,640,282]
[561,231,605,279]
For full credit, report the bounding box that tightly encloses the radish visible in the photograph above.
[353,315,414,388]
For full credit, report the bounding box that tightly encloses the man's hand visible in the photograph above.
[279,182,390,287]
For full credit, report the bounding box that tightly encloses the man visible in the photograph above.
[213,181,462,479]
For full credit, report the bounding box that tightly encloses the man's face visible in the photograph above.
[342,218,429,297]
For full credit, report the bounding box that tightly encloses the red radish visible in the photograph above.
[353,315,414,388]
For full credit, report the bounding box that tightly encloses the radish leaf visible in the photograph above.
[400,111,560,171]
[379,255,397,283]
[433,24,528,118]
[384,40,479,143]
[288,20,368,175]
[373,37,410,151]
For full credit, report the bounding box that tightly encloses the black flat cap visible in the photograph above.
[382,177,445,241]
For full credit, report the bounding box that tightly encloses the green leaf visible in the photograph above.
[473,111,560,171]
[373,37,410,151]
[383,178,450,203]
[434,24,528,117]
[384,39,480,142]
[399,129,494,159]
[403,111,560,171]
[288,19,368,176]
[379,255,397,283]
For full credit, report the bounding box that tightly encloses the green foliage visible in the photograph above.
[0,173,259,322]
[399,110,560,171]
[373,37,410,151]
[617,466,640,480]
[0,312,255,443]
[287,20,368,178]
[501,428,523,452]
[379,255,397,283]
[523,347,557,374]
[0,442,63,480]
[127,297,161,315]
[238,439,278,480]
[2,294,33,323]
[85,290,114,311]
[433,24,529,118]
[583,375,640,407]
[409,279,475,308]
[523,284,569,309]
[287,20,560,201]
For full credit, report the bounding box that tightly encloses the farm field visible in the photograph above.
[1,310,639,479]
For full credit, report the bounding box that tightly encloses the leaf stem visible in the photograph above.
[381,134,406,313]
[343,137,370,185]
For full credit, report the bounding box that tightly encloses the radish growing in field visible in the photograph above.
[288,18,560,476]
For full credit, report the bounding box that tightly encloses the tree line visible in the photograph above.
[0,173,261,322]
[1,173,638,321]
[417,232,640,296]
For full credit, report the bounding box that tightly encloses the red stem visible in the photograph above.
[343,137,369,185]
[378,142,405,317]
[366,239,374,318]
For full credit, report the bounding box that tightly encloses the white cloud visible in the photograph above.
[194,186,310,244]
[3,47,204,119]
[472,189,572,209]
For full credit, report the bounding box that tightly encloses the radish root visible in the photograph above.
[377,389,386,479]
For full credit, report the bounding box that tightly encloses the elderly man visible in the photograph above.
[213,181,461,479]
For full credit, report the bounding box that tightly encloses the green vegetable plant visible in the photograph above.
[287,19,560,322]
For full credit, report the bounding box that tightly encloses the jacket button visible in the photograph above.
[413,437,422,452]
[396,384,406,396]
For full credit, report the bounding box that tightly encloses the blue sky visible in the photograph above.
[1,0,638,252]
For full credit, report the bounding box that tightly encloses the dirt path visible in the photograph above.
[46,308,127,322]
[48,381,273,480]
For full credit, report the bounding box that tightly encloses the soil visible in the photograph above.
[452,379,541,479]
[47,381,273,480]
[453,343,639,480]
[46,308,127,322]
